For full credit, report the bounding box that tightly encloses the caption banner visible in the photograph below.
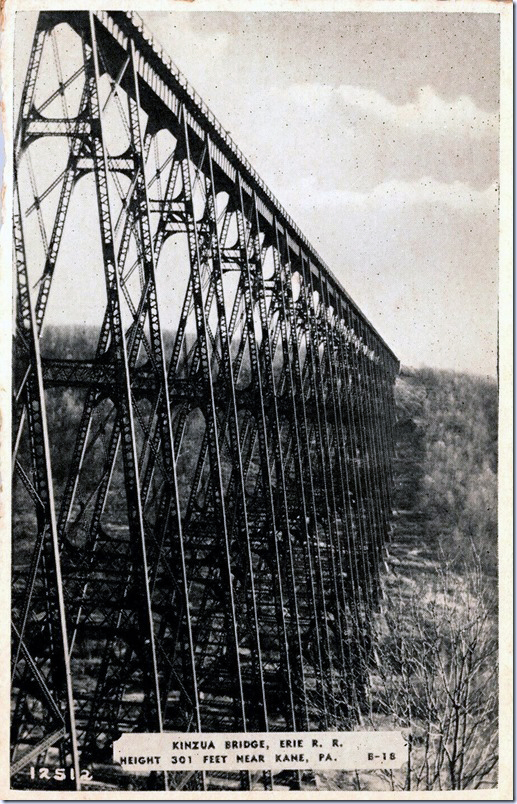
[113,731,407,773]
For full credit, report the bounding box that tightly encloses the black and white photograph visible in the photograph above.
[3,0,511,797]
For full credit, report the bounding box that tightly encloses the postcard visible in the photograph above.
[1,0,512,798]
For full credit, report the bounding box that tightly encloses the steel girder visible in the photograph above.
[11,10,400,792]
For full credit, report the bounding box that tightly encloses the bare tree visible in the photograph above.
[314,561,498,792]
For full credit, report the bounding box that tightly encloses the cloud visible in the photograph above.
[250,82,499,193]
[270,174,498,379]
[282,176,499,214]
[280,83,498,140]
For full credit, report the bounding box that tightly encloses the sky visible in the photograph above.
[15,9,501,377]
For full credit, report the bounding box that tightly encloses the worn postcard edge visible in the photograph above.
[0,0,512,799]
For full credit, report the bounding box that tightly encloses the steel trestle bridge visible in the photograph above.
[12,10,399,791]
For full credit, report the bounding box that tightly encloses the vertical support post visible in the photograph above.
[12,185,81,789]
[87,11,163,735]
[276,228,335,727]
[302,259,355,718]
[249,193,308,735]
[179,108,248,740]
[204,137,270,739]
[234,177,299,735]
[128,42,203,754]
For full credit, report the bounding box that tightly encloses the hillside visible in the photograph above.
[392,367,497,577]
[317,366,499,792]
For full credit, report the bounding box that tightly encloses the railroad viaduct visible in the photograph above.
[12,11,399,790]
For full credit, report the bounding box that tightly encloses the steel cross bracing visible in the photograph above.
[12,10,400,792]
